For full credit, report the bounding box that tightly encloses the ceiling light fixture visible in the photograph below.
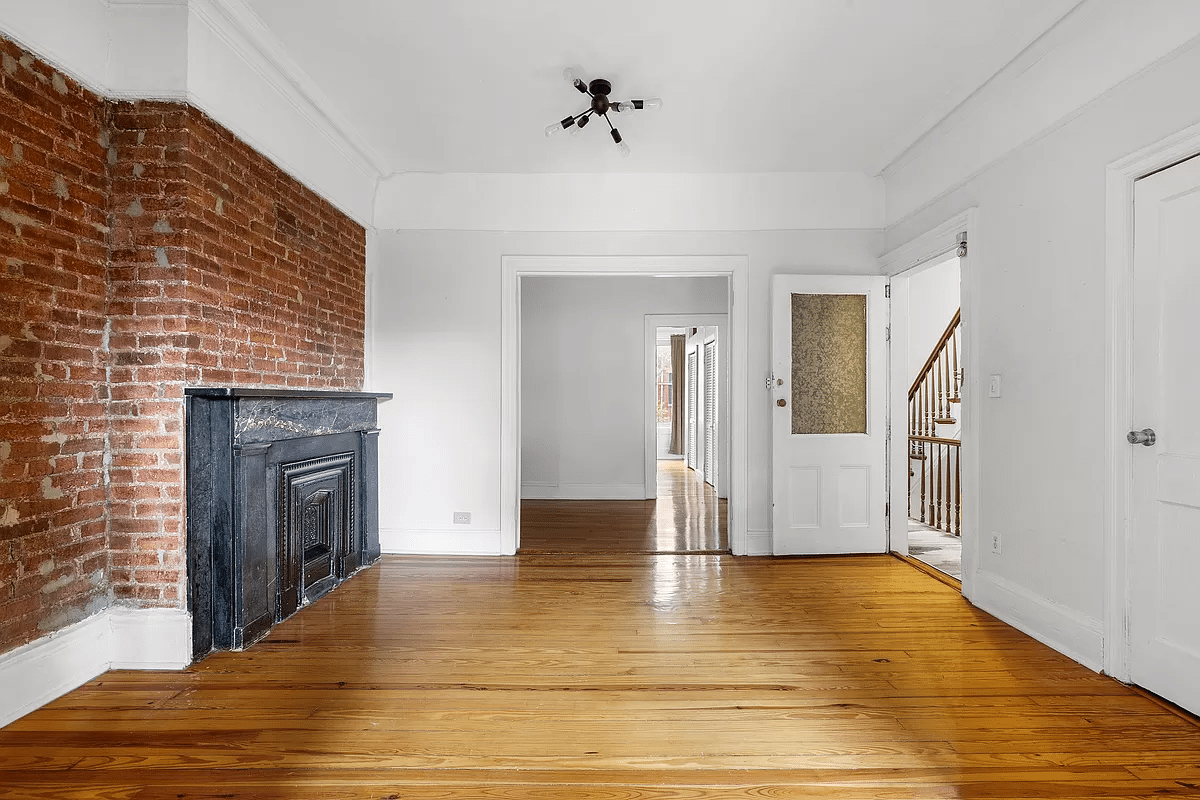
[545,68,661,157]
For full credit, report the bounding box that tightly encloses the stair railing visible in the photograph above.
[908,309,961,536]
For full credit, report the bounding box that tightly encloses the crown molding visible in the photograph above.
[881,0,1200,225]
[188,0,389,180]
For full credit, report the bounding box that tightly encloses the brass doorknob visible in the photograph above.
[777,398,786,407]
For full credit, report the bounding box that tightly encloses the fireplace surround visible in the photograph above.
[185,388,391,661]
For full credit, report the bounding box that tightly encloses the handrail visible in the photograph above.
[908,308,961,400]
[909,434,961,446]
[907,308,962,538]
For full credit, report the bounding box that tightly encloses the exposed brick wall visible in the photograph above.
[105,102,192,606]
[104,102,365,606]
[0,37,112,648]
[0,36,366,654]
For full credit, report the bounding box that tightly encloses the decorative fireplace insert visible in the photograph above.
[185,388,391,661]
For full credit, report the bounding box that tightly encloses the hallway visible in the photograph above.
[2,553,1198,798]
[520,459,728,553]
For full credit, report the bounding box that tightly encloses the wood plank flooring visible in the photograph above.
[521,459,728,553]
[3,553,1199,798]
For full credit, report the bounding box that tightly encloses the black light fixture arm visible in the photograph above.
[545,68,659,155]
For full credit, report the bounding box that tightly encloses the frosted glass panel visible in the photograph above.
[791,293,867,435]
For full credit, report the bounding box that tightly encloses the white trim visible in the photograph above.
[879,209,978,597]
[502,256,750,556]
[109,607,191,670]
[882,4,1200,226]
[379,528,503,556]
[878,210,971,276]
[0,608,191,728]
[521,483,646,501]
[192,0,388,178]
[0,614,110,729]
[644,314,728,500]
[971,571,1104,673]
[1103,120,1200,681]
[744,529,771,557]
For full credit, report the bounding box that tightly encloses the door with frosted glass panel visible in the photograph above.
[771,275,888,554]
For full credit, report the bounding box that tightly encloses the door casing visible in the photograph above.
[501,256,750,556]
[880,209,979,599]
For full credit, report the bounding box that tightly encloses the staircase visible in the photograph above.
[909,309,961,536]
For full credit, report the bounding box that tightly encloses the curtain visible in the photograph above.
[668,334,686,454]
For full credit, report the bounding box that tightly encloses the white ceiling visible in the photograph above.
[244,0,1081,176]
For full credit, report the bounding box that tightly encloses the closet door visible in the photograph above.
[704,338,717,488]
[687,349,698,471]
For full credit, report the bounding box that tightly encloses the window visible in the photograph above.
[656,343,673,423]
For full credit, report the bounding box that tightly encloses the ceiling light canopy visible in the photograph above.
[545,68,661,157]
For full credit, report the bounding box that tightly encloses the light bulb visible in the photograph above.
[617,141,630,158]
[616,101,635,113]
[563,68,576,84]
[545,116,576,138]
[642,97,663,110]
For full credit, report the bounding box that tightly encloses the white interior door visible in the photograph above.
[1129,154,1200,715]
[771,275,888,555]
[686,349,698,471]
[704,337,717,489]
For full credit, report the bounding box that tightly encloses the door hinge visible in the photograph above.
[885,326,891,342]
[956,231,968,257]
[884,284,891,298]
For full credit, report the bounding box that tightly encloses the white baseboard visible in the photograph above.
[380,527,504,555]
[109,607,191,670]
[521,482,647,500]
[744,529,772,556]
[969,570,1104,673]
[0,606,192,729]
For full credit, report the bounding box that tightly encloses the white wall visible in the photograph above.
[370,230,882,554]
[885,35,1200,670]
[906,255,961,384]
[520,277,726,500]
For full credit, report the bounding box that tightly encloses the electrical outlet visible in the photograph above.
[453,512,471,525]
[990,530,1002,555]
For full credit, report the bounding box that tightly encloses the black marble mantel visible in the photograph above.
[185,388,391,661]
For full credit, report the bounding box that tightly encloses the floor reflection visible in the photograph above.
[520,459,728,554]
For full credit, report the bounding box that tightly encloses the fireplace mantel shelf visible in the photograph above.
[185,387,393,400]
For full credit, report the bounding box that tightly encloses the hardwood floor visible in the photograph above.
[520,459,728,553]
[3,553,1199,798]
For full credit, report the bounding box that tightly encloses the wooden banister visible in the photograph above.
[908,308,961,400]
[908,309,962,538]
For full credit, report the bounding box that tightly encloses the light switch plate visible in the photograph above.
[988,374,1002,398]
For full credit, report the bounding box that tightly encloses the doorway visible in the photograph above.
[880,211,977,596]
[511,272,738,555]
[898,253,963,580]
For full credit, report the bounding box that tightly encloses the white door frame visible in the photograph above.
[1103,121,1200,682]
[879,209,978,598]
[502,256,750,556]
[643,314,728,500]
